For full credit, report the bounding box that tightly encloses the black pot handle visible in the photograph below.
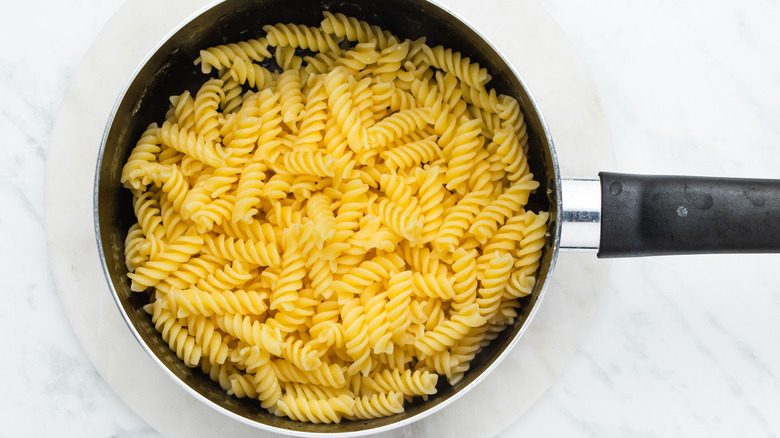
[597,172,780,257]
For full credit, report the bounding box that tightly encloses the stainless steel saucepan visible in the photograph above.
[94,0,780,435]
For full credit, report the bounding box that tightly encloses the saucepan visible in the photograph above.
[94,0,780,435]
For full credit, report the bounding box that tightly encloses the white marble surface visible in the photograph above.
[5,0,780,437]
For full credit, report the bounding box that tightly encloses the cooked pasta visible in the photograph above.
[121,11,548,423]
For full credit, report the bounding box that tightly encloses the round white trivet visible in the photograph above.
[45,0,614,436]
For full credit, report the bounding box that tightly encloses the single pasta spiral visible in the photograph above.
[422,44,491,89]
[276,393,355,424]
[350,392,404,420]
[264,23,343,53]
[320,12,398,50]
[170,288,268,317]
[195,38,272,74]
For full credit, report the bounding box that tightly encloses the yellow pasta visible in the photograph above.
[121,11,548,423]
[362,368,438,400]
[195,38,272,74]
[264,23,343,54]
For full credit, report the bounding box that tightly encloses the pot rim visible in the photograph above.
[94,0,562,435]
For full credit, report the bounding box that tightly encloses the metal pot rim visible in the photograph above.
[94,0,562,434]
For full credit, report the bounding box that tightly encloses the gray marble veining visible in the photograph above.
[4,0,780,436]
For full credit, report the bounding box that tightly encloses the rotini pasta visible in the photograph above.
[362,368,438,400]
[170,287,268,318]
[121,11,548,423]
[195,38,272,74]
[264,23,343,54]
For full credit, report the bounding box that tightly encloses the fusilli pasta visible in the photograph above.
[121,11,548,423]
